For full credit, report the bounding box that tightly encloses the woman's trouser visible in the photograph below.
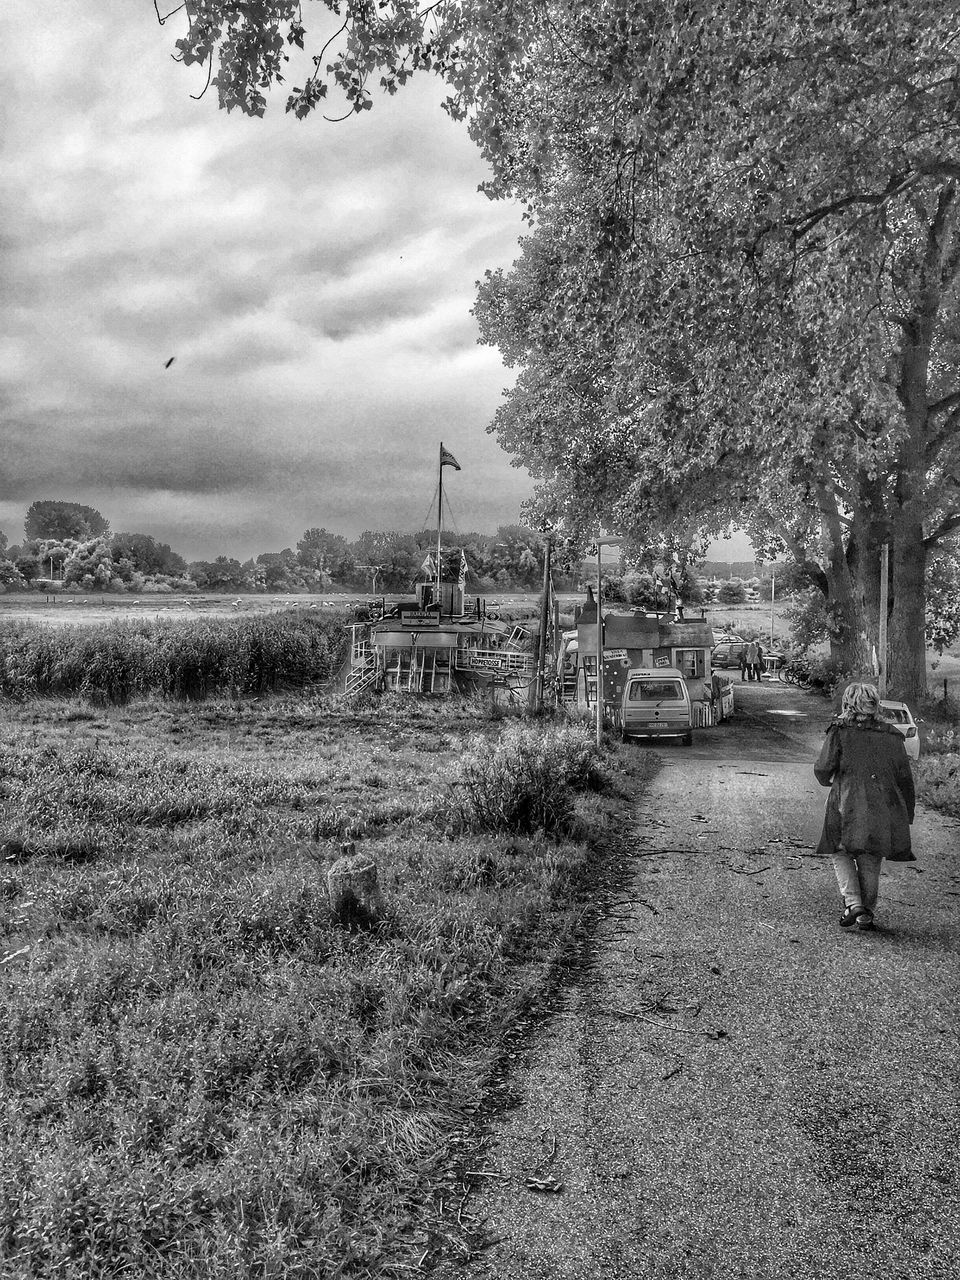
[831,850,882,913]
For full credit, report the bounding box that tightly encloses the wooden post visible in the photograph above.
[878,543,889,697]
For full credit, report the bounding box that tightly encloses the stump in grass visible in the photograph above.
[326,842,385,929]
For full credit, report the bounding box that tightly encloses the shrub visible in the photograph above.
[920,725,960,757]
[447,722,603,836]
[916,753,960,818]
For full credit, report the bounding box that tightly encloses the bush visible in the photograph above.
[916,753,960,818]
[447,722,603,836]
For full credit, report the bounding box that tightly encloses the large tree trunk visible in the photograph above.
[852,468,889,660]
[816,480,872,674]
[887,500,929,702]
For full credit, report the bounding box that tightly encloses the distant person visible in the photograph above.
[753,641,764,681]
[744,639,758,680]
[814,681,915,932]
[739,646,749,682]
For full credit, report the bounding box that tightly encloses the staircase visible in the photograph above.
[345,636,379,697]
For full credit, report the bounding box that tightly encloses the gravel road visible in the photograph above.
[441,681,960,1280]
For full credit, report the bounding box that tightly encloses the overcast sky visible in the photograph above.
[0,0,545,561]
[0,1,752,566]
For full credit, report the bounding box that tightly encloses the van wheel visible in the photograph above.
[682,732,693,746]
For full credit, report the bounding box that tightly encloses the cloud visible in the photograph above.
[0,0,530,559]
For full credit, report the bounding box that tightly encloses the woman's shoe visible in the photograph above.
[856,913,876,931]
[839,905,863,928]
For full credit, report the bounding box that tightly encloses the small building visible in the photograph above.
[573,600,716,720]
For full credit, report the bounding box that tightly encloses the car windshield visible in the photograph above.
[881,707,910,724]
[627,679,684,701]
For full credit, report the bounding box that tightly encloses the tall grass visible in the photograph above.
[0,612,350,703]
[0,696,635,1277]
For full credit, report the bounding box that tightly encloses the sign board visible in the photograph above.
[401,611,440,626]
[603,648,628,661]
[654,655,672,667]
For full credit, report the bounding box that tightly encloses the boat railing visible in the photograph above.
[455,648,534,673]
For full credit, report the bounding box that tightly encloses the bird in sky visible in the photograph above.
[164,356,175,369]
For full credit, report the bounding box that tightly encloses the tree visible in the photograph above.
[111,533,188,578]
[187,557,251,592]
[717,580,747,606]
[926,545,960,655]
[297,527,350,578]
[25,501,109,542]
[257,549,308,591]
[167,3,960,698]
[63,536,125,591]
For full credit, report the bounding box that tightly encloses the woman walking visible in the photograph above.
[814,681,916,931]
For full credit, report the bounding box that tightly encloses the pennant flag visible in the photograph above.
[418,552,436,579]
[440,445,461,471]
[458,548,469,590]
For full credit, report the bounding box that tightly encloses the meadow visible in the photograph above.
[0,613,642,1278]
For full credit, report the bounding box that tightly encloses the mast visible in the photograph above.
[436,442,443,604]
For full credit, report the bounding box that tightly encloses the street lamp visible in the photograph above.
[589,536,622,748]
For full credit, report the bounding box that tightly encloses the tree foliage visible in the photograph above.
[25,501,110,543]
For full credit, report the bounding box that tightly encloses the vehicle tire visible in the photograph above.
[682,731,693,746]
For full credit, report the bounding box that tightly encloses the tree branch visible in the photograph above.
[924,512,960,548]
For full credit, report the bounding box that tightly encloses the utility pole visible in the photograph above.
[878,543,889,696]
[770,570,775,650]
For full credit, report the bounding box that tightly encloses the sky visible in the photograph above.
[0,1,752,565]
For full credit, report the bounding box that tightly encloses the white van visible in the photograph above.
[620,667,693,745]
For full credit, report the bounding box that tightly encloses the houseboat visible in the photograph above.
[346,579,537,699]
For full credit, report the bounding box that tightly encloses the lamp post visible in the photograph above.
[591,536,622,748]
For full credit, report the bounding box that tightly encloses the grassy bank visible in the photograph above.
[0,694,647,1277]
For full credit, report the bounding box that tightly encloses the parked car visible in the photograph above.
[621,667,693,745]
[711,641,747,670]
[879,700,921,760]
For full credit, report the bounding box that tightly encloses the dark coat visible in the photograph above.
[814,719,916,861]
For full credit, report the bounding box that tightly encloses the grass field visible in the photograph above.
[0,687,642,1278]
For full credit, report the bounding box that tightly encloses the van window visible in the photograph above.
[627,678,685,702]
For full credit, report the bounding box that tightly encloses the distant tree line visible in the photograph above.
[0,502,574,596]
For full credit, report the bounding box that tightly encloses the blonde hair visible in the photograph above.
[838,681,880,724]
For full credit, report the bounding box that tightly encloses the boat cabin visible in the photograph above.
[346,581,537,698]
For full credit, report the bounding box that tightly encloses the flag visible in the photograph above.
[440,445,461,471]
[418,552,436,580]
[458,549,468,590]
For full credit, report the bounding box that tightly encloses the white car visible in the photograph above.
[880,700,920,760]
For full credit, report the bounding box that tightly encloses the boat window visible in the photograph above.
[627,679,684,702]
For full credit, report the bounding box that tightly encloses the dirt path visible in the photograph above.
[443,681,960,1280]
